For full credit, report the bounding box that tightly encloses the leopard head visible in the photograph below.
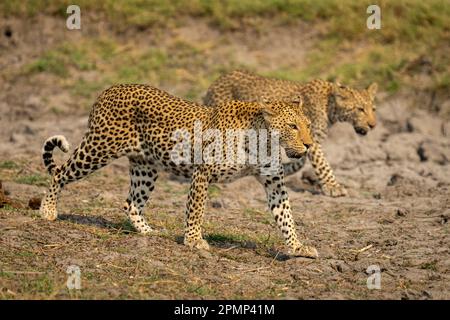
[331,83,378,136]
[261,97,313,159]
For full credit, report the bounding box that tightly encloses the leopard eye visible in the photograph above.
[288,123,298,130]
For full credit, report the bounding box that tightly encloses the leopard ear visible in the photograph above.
[291,95,303,107]
[259,102,277,120]
[331,83,346,101]
[260,97,271,104]
[367,83,378,98]
[334,81,347,89]
[331,82,344,95]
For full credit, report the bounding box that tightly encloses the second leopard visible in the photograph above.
[204,70,378,197]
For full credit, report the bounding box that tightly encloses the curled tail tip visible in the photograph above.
[55,135,70,153]
[42,135,70,175]
[43,135,70,153]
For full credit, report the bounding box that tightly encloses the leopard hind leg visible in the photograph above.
[39,133,125,220]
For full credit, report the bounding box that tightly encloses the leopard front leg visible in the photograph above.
[308,143,347,197]
[183,167,210,251]
[257,171,318,258]
[282,157,306,176]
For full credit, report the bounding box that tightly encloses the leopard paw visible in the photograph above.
[137,225,158,235]
[290,244,319,259]
[321,183,348,197]
[184,237,210,251]
[39,204,58,221]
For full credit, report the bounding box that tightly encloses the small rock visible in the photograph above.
[387,174,402,186]
[417,144,427,162]
[210,200,222,208]
[401,289,432,300]
[0,181,23,209]
[330,261,348,273]
[24,125,35,135]
[242,241,257,249]
[383,239,398,246]
[396,208,409,217]
[290,273,303,281]
[4,27,12,38]
[421,290,432,299]
[401,289,418,300]
[28,197,42,210]
[417,140,449,165]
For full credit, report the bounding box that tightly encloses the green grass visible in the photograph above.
[21,274,55,295]
[205,229,277,248]
[7,0,450,96]
[113,219,137,234]
[264,24,448,93]
[1,204,20,211]
[0,160,19,169]
[187,283,217,296]
[71,79,107,99]
[242,208,272,225]
[15,174,49,187]
[115,48,169,83]
[3,0,449,35]
[207,185,221,198]
[420,260,438,271]
[205,232,249,244]
[0,272,57,296]
[25,43,95,77]
[17,250,35,258]
[22,36,238,102]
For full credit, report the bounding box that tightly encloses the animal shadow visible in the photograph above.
[58,213,136,233]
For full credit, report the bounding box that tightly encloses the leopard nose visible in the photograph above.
[303,142,312,149]
[369,122,376,129]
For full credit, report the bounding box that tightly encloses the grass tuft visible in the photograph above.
[0,161,19,169]
[15,174,49,187]
[6,0,450,97]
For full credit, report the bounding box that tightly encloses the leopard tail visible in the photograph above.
[42,135,70,176]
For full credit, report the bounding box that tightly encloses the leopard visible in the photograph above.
[204,70,378,197]
[39,84,318,258]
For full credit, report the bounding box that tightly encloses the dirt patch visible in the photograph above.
[0,181,23,209]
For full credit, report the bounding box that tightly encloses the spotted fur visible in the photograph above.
[204,70,378,197]
[40,84,317,258]
[42,135,70,175]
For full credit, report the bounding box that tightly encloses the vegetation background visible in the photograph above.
[2,0,449,108]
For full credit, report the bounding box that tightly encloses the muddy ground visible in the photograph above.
[0,15,449,300]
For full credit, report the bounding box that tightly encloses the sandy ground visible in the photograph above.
[0,16,449,300]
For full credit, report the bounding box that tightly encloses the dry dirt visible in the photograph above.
[0,16,449,300]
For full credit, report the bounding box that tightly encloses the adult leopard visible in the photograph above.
[40,84,318,258]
